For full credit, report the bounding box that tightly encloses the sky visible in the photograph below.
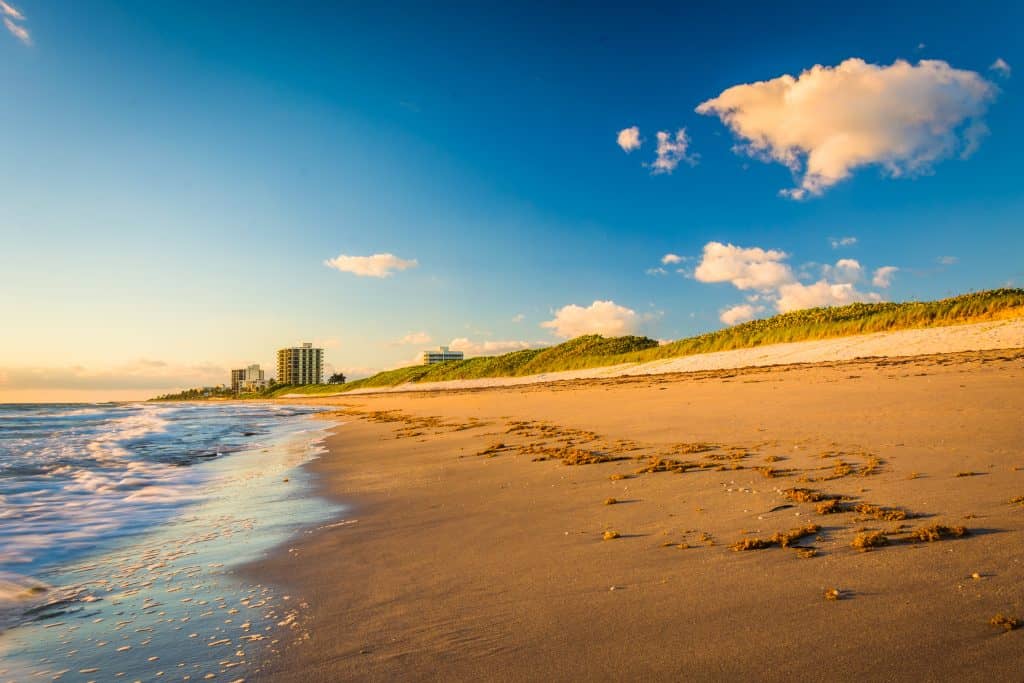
[1,1,1022,402]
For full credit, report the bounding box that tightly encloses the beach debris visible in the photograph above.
[602,530,621,541]
[730,524,820,551]
[909,524,968,542]
[851,531,889,551]
[990,614,1020,632]
[603,498,619,506]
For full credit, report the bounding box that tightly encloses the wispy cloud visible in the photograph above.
[3,16,29,45]
[616,126,642,152]
[395,331,432,345]
[447,338,542,356]
[0,360,229,392]
[324,252,418,278]
[1,1,29,45]
[937,255,959,265]
[989,58,1011,78]
[697,58,997,198]
[647,129,697,174]
[0,1,24,20]
[830,236,857,249]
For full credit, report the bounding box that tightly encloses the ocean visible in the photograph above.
[0,401,339,681]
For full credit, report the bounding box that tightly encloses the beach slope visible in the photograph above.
[254,347,1024,681]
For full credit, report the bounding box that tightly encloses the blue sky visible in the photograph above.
[1,1,1022,400]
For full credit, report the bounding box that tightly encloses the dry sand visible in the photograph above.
[253,347,1024,681]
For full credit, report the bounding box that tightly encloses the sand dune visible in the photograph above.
[320,318,1024,396]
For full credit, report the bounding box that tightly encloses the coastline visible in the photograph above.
[251,347,1024,681]
[0,405,339,682]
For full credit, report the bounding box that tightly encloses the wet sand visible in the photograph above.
[0,415,337,683]
[255,348,1024,681]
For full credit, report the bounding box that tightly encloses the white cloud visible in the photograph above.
[830,236,857,249]
[821,258,863,284]
[324,252,418,278]
[541,300,646,339]
[645,267,668,276]
[937,255,959,265]
[447,338,541,356]
[695,241,894,319]
[3,15,29,44]
[396,331,432,345]
[990,58,1011,78]
[647,129,697,174]
[693,241,795,291]
[661,253,684,265]
[872,266,898,288]
[776,281,881,313]
[696,58,997,198]
[617,126,642,152]
[719,303,765,325]
[511,313,525,323]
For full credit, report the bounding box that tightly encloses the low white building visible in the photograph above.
[230,364,266,393]
[422,346,464,365]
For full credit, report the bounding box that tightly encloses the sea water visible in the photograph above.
[0,401,340,681]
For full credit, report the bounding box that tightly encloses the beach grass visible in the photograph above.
[259,289,1024,396]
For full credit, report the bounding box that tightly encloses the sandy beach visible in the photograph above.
[252,346,1024,681]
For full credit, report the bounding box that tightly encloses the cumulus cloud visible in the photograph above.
[647,129,697,174]
[693,242,795,291]
[872,266,898,288]
[661,253,684,265]
[719,303,765,325]
[617,126,642,152]
[776,281,881,313]
[541,300,647,339]
[830,236,857,249]
[324,252,418,278]
[396,331,432,345]
[694,241,894,319]
[990,58,1011,78]
[447,338,541,356]
[696,58,997,198]
[821,258,864,284]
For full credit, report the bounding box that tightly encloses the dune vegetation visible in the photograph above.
[259,289,1024,397]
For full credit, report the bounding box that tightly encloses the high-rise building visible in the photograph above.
[231,364,266,393]
[276,343,324,385]
[422,346,464,365]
